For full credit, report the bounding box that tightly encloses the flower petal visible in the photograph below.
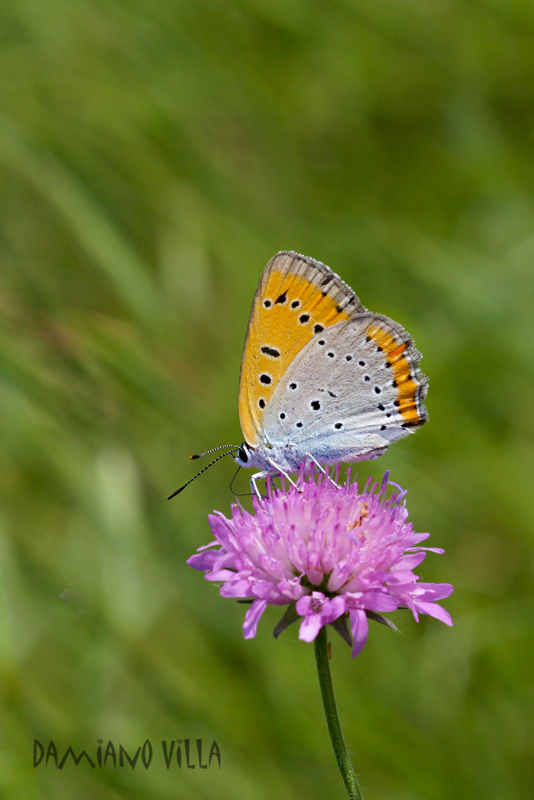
[219,578,254,597]
[186,551,219,572]
[243,599,268,639]
[298,611,324,642]
[390,552,427,571]
[349,609,369,657]
[205,569,237,582]
[361,592,399,613]
[413,600,453,626]
[321,595,347,624]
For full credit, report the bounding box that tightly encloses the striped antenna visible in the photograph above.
[190,444,240,460]
[168,449,239,499]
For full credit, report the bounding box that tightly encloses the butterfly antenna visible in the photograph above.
[190,445,240,460]
[168,450,239,499]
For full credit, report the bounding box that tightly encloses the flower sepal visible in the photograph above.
[365,609,398,631]
[273,602,300,639]
[330,614,352,647]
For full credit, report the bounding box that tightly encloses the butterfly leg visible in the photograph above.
[305,452,340,488]
[265,458,302,492]
[250,471,269,500]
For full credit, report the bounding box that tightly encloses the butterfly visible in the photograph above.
[169,251,428,499]
[231,251,428,491]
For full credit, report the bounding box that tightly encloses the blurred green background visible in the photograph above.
[0,1,533,798]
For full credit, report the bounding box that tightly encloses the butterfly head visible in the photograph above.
[233,443,254,468]
[232,440,301,474]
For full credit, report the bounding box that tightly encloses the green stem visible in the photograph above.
[314,626,364,800]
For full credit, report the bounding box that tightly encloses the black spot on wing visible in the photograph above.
[260,345,280,358]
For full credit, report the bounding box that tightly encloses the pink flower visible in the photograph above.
[187,469,453,657]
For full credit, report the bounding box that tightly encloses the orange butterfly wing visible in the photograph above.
[365,323,426,426]
[238,252,364,447]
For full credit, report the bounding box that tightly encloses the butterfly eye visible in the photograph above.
[238,445,249,463]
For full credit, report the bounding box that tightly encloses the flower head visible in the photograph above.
[187,468,453,656]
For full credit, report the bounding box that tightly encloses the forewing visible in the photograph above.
[238,251,364,446]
